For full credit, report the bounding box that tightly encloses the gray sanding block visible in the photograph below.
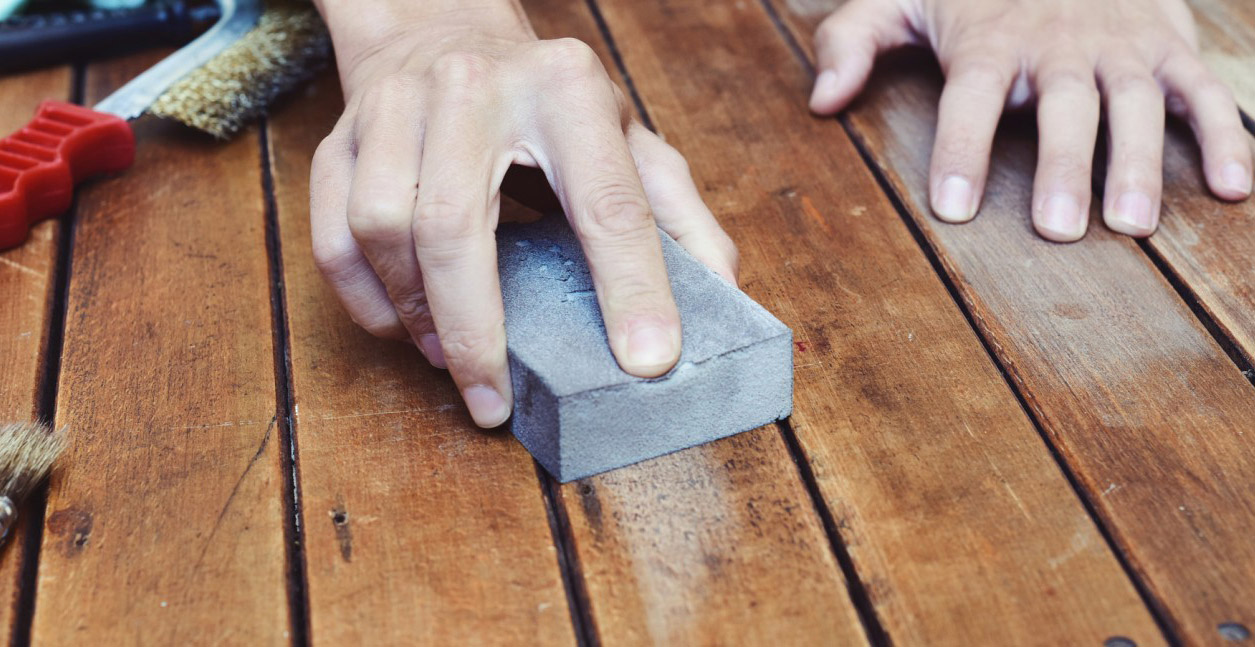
[498,215,793,482]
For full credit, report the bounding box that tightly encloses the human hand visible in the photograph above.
[808,0,1253,241]
[309,2,737,427]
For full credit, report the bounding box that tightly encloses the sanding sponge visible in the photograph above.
[498,216,793,482]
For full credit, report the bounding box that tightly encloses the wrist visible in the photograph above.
[315,0,536,88]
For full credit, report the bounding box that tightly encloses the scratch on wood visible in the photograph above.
[962,422,1032,520]
[170,419,269,431]
[316,405,458,421]
[799,195,836,237]
[1047,527,1092,570]
[191,416,274,571]
[0,255,44,278]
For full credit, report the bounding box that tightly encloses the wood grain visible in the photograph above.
[1145,0,1255,371]
[773,1,1255,644]
[0,65,71,644]
[31,51,291,643]
[267,77,577,644]
[544,0,1163,644]
[520,2,871,644]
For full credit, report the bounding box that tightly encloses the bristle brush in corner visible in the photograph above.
[0,422,66,544]
[0,0,332,250]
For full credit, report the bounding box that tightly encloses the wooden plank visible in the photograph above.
[537,0,1164,644]
[31,52,291,643]
[1143,0,1255,372]
[267,79,577,644]
[0,65,71,643]
[773,1,1255,643]
[522,2,867,644]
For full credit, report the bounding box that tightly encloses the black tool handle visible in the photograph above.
[0,1,219,73]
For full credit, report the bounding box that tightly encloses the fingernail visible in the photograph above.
[418,334,446,369]
[809,69,841,111]
[462,385,511,428]
[1038,193,1085,241]
[1111,192,1156,235]
[934,176,975,222]
[626,322,679,374]
[1222,161,1252,195]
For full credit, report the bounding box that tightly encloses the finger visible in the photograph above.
[344,76,447,366]
[810,0,915,114]
[1099,63,1165,237]
[413,67,513,428]
[626,122,739,284]
[1159,51,1253,200]
[310,125,410,343]
[533,52,681,379]
[930,53,1018,223]
[1030,58,1100,242]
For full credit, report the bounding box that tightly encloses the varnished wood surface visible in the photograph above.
[774,1,1255,645]
[269,75,577,646]
[33,51,291,643]
[0,1,1252,645]
[0,65,70,644]
[553,0,1163,644]
[527,2,868,645]
[1151,0,1255,370]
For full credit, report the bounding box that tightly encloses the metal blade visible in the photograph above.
[94,0,262,120]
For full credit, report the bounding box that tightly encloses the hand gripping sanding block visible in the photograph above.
[498,215,793,482]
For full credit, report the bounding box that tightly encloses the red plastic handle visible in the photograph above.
[0,100,135,249]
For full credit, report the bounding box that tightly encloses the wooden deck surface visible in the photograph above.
[1,0,1253,644]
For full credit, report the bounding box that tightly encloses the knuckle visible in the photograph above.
[426,51,493,91]
[412,199,479,242]
[604,273,672,311]
[537,38,608,88]
[1039,153,1092,185]
[933,134,983,168]
[1110,149,1162,176]
[438,325,504,374]
[311,129,352,177]
[347,198,412,244]
[357,316,407,340]
[311,234,364,282]
[1192,76,1234,103]
[948,58,1013,93]
[1038,68,1096,96]
[542,38,601,71]
[391,292,432,325]
[580,182,654,237]
[655,142,690,174]
[813,14,849,50]
[1102,72,1159,98]
[637,142,691,184]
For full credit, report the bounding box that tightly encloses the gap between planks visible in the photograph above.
[556,2,888,644]
[742,0,1184,639]
[259,117,313,647]
[762,0,1255,642]
[770,10,1190,638]
[747,1,1189,641]
[10,61,85,647]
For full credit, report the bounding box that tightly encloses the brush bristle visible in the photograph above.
[148,0,332,138]
[0,422,66,503]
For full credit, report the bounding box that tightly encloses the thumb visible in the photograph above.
[809,0,916,114]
